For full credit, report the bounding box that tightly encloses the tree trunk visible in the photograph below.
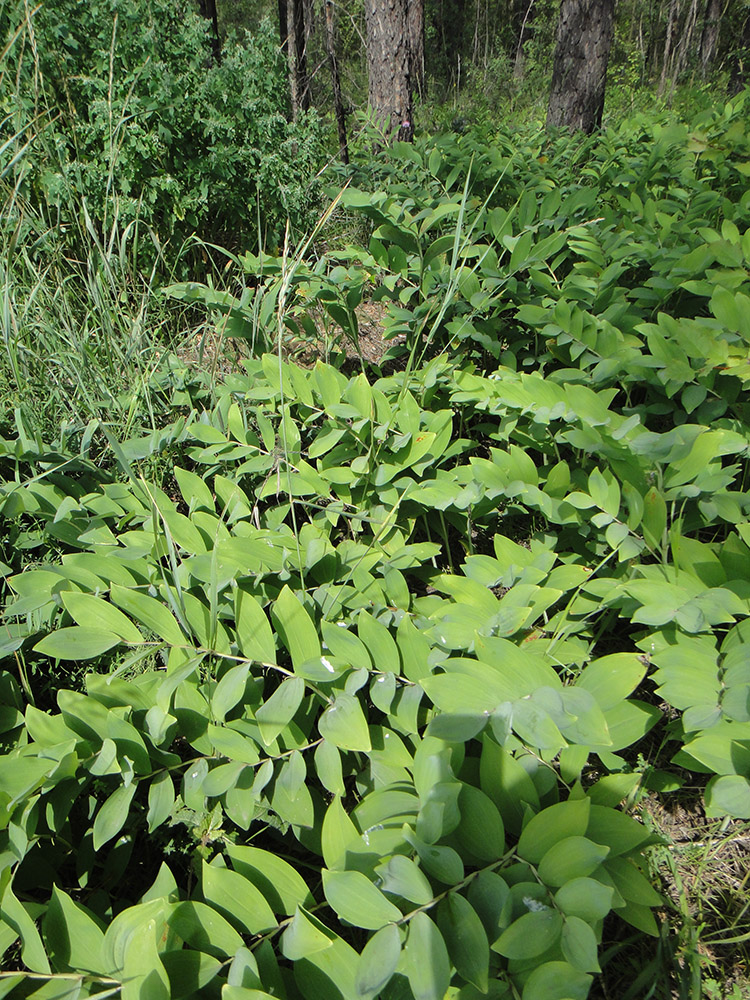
[278,0,288,51]
[512,0,535,80]
[324,0,349,163]
[698,0,722,77]
[407,0,426,100]
[286,0,310,120]
[546,0,615,133]
[198,0,221,63]
[364,0,413,142]
[659,0,678,94]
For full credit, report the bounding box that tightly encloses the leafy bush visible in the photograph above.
[1,0,323,258]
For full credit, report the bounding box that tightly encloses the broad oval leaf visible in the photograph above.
[492,908,562,960]
[34,626,121,661]
[402,912,450,1000]
[355,923,401,1000]
[318,693,371,752]
[93,783,136,851]
[322,870,401,930]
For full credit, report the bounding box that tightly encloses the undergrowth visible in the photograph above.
[1,34,750,1000]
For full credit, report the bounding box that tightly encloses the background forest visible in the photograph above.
[1,1,750,1000]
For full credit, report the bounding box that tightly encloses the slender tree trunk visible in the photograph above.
[512,0,536,80]
[546,0,615,133]
[407,0,426,100]
[364,0,413,142]
[286,0,310,120]
[698,0,722,77]
[659,0,678,94]
[278,0,288,50]
[324,0,349,163]
[729,5,750,92]
[198,0,221,63]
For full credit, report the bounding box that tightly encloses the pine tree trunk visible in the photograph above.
[364,0,413,142]
[698,0,722,77]
[407,0,426,99]
[198,0,221,63]
[512,0,535,80]
[546,0,615,134]
[286,0,310,121]
[325,0,349,163]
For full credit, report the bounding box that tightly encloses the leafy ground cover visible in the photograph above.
[1,95,750,999]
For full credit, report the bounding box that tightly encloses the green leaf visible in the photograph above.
[174,466,214,511]
[93,782,137,851]
[586,805,652,856]
[554,878,614,922]
[226,844,314,915]
[0,876,50,973]
[358,611,400,674]
[256,676,305,746]
[318,693,371,752]
[521,960,592,1000]
[271,586,321,670]
[493,908,562,960]
[402,912,450,1000]
[538,836,610,887]
[169,901,243,959]
[375,856,433,905]
[235,587,276,664]
[321,796,360,870]
[121,916,170,1000]
[201,861,277,934]
[561,916,600,973]
[437,893,489,992]
[355,924,401,1000]
[110,585,186,646]
[281,907,334,961]
[641,487,667,551]
[162,950,222,998]
[575,653,648,711]
[403,827,464,885]
[61,592,143,644]
[454,784,505,861]
[322,870,401,930]
[146,771,175,833]
[44,887,105,975]
[518,798,590,863]
[33,626,121,660]
[211,663,251,724]
[705,774,750,818]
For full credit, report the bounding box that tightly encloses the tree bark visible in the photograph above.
[546,0,615,134]
[198,0,221,63]
[324,0,349,163]
[512,0,535,80]
[698,0,722,77]
[286,0,310,120]
[364,0,413,142]
[407,0,426,99]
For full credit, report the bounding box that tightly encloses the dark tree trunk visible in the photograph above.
[198,0,221,63]
[512,0,535,79]
[278,0,288,51]
[286,0,310,120]
[324,0,349,163]
[729,5,750,93]
[698,0,722,77]
[546,0,615,133]
[364,0,413,141]
[407,0,426,99]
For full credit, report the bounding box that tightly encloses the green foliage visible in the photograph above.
[1,0,323,257]
[2,98,750,997]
